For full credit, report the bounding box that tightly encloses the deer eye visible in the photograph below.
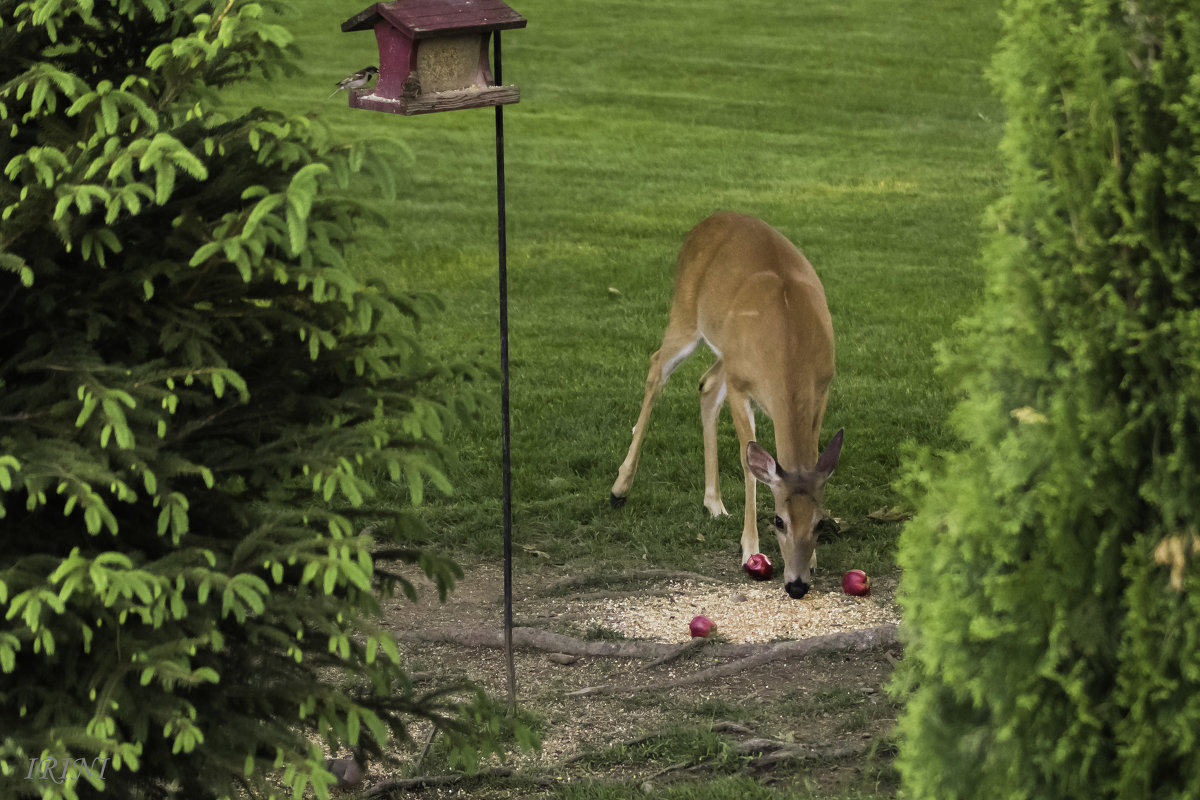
[774,515,785,530]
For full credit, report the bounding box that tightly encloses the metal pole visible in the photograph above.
[494,30,517,714]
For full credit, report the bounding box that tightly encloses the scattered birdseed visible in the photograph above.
[555,580,899,644]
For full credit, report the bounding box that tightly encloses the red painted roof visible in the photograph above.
[342,0,527,38]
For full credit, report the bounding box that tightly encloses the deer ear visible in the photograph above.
[746,442,782,486]
[814,428,844,481]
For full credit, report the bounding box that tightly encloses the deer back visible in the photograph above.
[677,212,834,467]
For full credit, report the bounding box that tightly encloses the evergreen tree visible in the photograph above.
[0,1,527,797]
[895,1,1200,797]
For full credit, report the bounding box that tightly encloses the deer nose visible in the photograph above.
[784,580,810,599]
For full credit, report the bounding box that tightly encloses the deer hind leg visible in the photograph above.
[610,327,701,507]
[726,386,759,564]
[699,359,728,517]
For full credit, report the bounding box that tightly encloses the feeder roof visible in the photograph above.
[342,0,527,39]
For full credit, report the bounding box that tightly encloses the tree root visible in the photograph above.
[566,625,898,696]
[736,738,871,771]
[402,625,692,659]
[640,638,709,669]
[402,622,898,675]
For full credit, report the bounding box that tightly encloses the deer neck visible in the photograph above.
[762,392,820,473]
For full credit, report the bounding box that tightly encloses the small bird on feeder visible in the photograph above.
[323,748,367,790]
[401,72,422,100]
[328,66,377,98]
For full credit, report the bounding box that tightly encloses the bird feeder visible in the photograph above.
[340,0,527,115]
[335,0,526,712]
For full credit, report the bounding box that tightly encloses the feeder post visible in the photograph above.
[494,29,517,713]
[339,0,526,714]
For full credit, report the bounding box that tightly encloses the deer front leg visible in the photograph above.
[726,387,759,563]
[610,332,700,507]
[698,359,728,517]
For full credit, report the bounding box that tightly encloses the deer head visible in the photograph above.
[746,429,843,599]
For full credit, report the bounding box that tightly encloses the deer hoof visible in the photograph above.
[609,493,627,509]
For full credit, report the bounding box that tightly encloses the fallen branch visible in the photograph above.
[566,625,898,697]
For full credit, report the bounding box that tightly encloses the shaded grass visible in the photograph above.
[230,0,1004,577]
[571,727,744,773]
[558,727,898,800]
[553,776,781,800]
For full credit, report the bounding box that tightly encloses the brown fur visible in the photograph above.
[611,212,841,598]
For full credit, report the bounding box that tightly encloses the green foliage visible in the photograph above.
[895,1,1200,797]
[0,1,527,798]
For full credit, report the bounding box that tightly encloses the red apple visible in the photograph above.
[743,553,774,581]
[688,615,713,638]
[842,569,872,597]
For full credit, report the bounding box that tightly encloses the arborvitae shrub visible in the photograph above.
[0,2,529,798]
[895,1,1200,798]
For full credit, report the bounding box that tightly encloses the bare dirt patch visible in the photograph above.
[358,561,902,798]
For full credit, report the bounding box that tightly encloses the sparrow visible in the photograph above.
[328,66,377,98]
[401,72,422,99]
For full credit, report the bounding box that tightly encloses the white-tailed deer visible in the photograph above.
[610,212,842,599]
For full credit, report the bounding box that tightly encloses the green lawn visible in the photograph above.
[233,0,1004,580]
